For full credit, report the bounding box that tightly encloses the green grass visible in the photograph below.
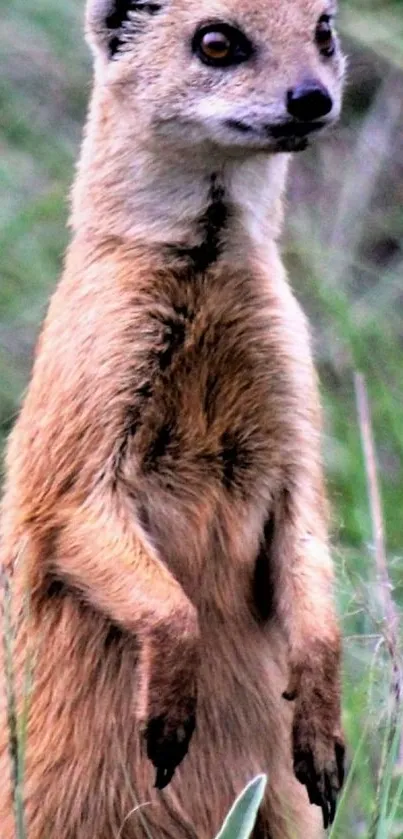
[1,0,403,836]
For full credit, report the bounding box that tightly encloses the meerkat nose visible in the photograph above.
[286,80,333,122]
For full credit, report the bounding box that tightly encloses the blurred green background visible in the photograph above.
[1,0,403,835]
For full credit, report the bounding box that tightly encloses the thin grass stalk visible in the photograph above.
[328,722,369,838]
[375,714,403,839]
[387,760,403,828]
[353,372,403,836]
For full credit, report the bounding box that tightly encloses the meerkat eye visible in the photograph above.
[193,24,253,68]
[200,31,232,62]
[315,14,335,57]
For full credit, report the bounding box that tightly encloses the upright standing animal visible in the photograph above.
[0,0,346,836]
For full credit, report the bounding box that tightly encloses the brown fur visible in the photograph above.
[0,0,345,836]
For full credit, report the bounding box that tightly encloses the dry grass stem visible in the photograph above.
[353,373,401,686]
[354,372,403,834]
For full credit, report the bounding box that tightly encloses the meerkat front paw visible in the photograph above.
[291,708,345,828]
[283,655,345,828]
[146,694,197,789]
[138,608,200,789]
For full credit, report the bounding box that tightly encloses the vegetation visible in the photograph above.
[215,775,267,839]
[1,0,403,835]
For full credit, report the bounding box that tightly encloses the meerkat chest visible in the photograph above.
[119,264,312,513]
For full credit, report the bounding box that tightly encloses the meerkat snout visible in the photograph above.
[286,80,334,122]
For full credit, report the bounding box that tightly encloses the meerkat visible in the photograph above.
[0,0,346,837]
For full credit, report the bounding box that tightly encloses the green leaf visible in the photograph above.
[214,774,267,839]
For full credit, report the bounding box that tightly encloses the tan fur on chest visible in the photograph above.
[117,254,317,597]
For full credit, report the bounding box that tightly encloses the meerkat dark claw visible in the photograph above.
[155,765,176,790]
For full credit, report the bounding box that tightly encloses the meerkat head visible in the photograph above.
[85,0,345,156]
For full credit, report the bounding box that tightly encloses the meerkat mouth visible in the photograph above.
[224,117,328,152]
[269,121,327,152]
[269,120,326,138]
[272,136,310,153]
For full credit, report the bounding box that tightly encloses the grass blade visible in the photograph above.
[214,775,267,839]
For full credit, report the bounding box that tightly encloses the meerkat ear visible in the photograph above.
[86,0,161,60]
